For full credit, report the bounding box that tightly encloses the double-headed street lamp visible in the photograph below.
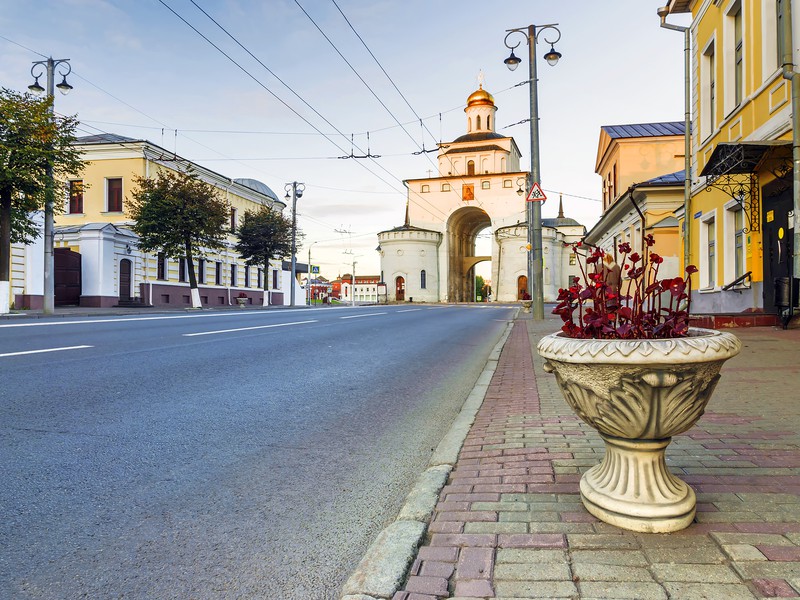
[284,182,304,307]
[28,57,73,315]
[504,24,562,320]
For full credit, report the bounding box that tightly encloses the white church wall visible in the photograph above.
[378,229,441,302]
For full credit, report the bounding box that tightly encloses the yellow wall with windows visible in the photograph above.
[58,156,145,225]
[597,134,685,213]
[686,0,792,303]
[56,147,281,293]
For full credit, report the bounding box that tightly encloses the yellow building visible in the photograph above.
[11,134,290,309]
[664,0,795,324]
[586,122,686,280]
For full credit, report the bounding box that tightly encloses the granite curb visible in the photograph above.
[339,316,517,600]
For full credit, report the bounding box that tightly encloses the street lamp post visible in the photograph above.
[504,24,562,320]
[284,182,304,307]
[28,57,73,315]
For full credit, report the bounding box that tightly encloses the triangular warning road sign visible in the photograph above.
[526,182,547,202]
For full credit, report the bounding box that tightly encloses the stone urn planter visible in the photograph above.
[520,300,533,313]
[236,297,247,307]
[537,328,741,533]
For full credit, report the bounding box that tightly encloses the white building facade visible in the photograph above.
[378,85,585,303]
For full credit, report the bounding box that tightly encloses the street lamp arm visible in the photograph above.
[536,25,561,46]
[29,58,72,82]
[504,24,561,47]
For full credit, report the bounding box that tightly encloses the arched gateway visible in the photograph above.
[378,83,586,303]
[379,84,528,303]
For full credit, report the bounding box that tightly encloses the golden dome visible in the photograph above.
[466,85,495,107]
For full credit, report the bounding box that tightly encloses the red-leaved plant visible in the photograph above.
[554,234,698,339]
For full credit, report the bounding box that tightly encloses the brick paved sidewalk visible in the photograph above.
[393,316,800,600]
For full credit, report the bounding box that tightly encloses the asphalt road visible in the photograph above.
[0,304,514,599]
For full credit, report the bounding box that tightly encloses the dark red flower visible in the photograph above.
[553,237,693,339]
[669,277,687,298]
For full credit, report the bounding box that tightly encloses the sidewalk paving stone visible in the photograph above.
[389,315,800,599]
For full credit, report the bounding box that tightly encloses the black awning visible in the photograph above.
[700,141,790,177]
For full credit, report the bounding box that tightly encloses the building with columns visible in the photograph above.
[378,84,585,303]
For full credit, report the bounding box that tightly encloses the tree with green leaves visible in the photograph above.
[475,274,485,302]
[0,88,83,313]
[235,205,295,306]
[128,168,228,309]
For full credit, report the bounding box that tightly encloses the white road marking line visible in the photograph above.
[339,312,387,319]
[397,309,422,313]
[183,320,317,337]
[0,345,93,358]
[0,309,323,328]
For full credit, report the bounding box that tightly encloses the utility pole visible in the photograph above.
[351,260,356,307]
[284,182,304,307]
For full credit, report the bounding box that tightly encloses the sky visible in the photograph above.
[1,0,691,279]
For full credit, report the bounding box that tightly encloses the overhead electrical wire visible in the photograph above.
[292,0,424,153]
[177,0,450,222]
[177,0,448,221]
[301,0,486,212]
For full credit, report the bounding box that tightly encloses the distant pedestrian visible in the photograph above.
[603,253,621,309]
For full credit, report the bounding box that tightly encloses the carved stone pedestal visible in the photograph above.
[581,435,695,533]
[537,328,741,532]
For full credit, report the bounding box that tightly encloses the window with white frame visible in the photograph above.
[722,2,744,114]
[761,0,783,77]
[106,178,123,212]
[725,201,747,284]
[733,3,743,107]
[701,214,717,288]
[734,208,745,278]
[68,180,83,214]
[701,39,717,140]
[157,252,167,280]
[776,0,786,71]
